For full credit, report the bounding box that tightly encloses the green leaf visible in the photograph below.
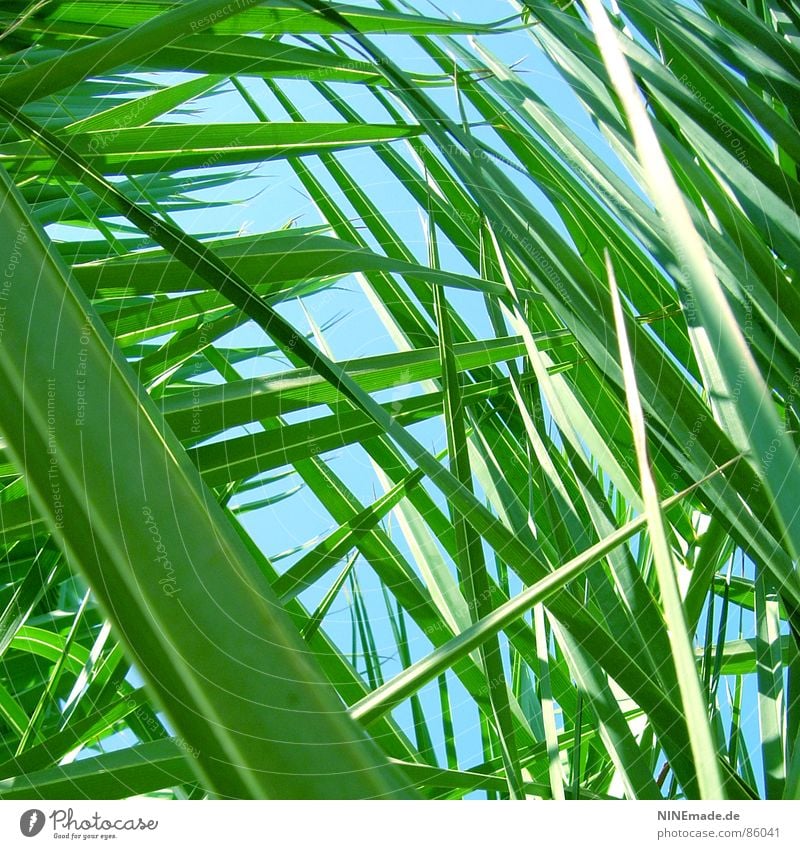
[2,122,423,175]
[0,166,414,799]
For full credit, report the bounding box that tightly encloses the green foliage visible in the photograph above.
[0,0,797,800]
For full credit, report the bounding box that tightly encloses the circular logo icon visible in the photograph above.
[19,810,45,837]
